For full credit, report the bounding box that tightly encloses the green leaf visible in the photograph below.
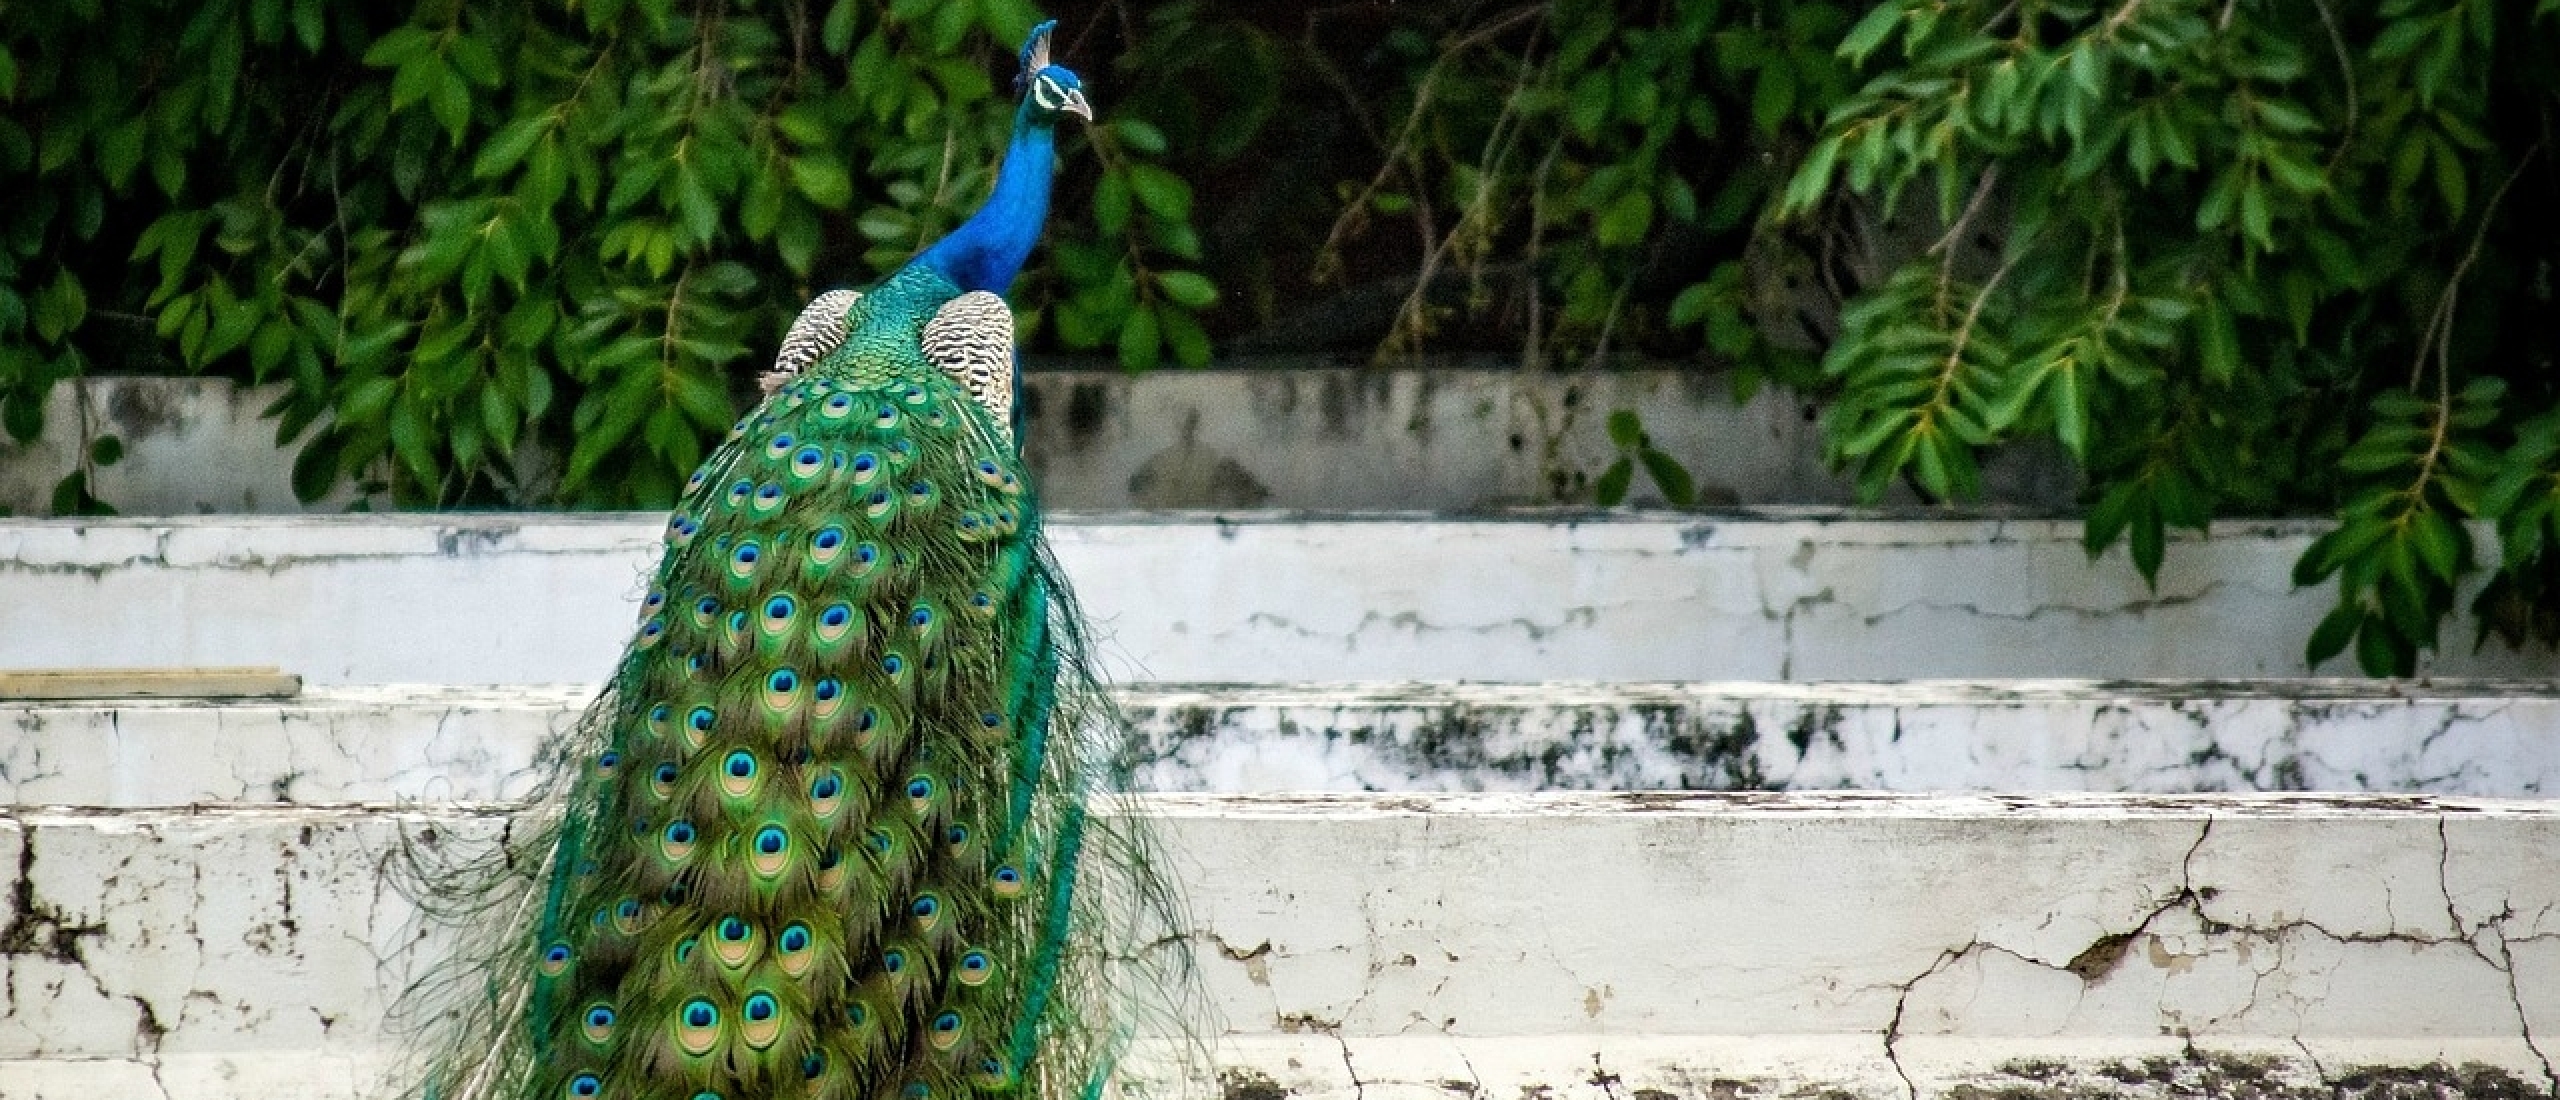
[362,27,435,69]
[1639,447,1697,508]
[1117,305,1160,371]
[88,434,122,467]
[788,156,852,208]
[1594,457,1634,506]
[1093,170,1132,235]
[1155,271,1217,309]
[2305,602,2359,668]
[2353,613,2405,677]
[1837,2,1903,65]
[1595,190,1653,247]
[1112,117,1167,155]
[2197,298,2240,384]
[474,117,547,178]
[1668,282,1713,328]
[1126,163,1192,222]
[1607,408,1643,450]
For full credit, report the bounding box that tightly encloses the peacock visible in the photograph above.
[402,22,1180,1100]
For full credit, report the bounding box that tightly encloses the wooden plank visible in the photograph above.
[0,667,302,700]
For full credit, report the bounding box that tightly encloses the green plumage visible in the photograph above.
[397,28,1181,1100]
[402,268,1128,1100]
[544,271,1049,1100]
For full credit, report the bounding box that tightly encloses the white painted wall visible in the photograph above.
[0,795,2551,1100]
[0,373,2073,516]
[4,515,2554,684]
[9,681,2560,807]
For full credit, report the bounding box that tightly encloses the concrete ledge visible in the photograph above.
[7,514,2557,684]
[0,372,2073,516]
[9,681,2560,807]
[0,795,2553,1098]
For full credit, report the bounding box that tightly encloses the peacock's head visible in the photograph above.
[1014,20,1092,123]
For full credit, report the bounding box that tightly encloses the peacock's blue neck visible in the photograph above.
[911,103,1057,295]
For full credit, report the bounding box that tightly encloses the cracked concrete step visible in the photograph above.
[0,795,2554,1100]
[9,514,2558,686]
[9,680,2560,807]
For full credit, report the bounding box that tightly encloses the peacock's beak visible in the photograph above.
[1061,88,1093,122]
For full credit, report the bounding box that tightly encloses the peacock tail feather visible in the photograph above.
[392,22,1192,1100]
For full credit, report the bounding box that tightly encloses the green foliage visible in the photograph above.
[10,0,2560,673]
[1778,0,2560,672]
[0,0,1210,507]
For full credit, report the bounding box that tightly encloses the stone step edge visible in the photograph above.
[1,1037,2551,1100]
[14,677,2560,708]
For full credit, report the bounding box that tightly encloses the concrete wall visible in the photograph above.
[0,372,2074,516]
[10,681,2560,806]
[5,514,2555,684]
[0,795,2551,1100]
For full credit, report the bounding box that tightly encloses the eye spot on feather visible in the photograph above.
[582,1003,617,1045]
[960,950,993,986]
[822,393,855,419]
[875,404,900,428]
[726,479,753,509]
[729,541,761,580]
[763,669,801,713]
[929,1010,963,1050]
[882,948,907,974]
[595,750,621,777]
[811,770,844,810]
[661,820,697,861]
[816,846,846,891]
[865,488,894,518]
[539,941,572,975]
[803,1050,829,1079]
[766,432,796,458]
[713,915,758,968]
[751,825,790,875]
[720,750,759,798]
[752,482,786,515]
[741,991,783,1048]
[792,445,826,478]
[992,865,1025,898]
[676,999,720,1055]
[568,1074,602,1098]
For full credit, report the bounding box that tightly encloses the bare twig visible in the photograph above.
[2409,144,2543,393]
[2311,0,2358,173]
[1311,5,1542,283]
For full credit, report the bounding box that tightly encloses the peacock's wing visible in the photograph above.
[763,289,866,395]
[920,291,1019,447]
